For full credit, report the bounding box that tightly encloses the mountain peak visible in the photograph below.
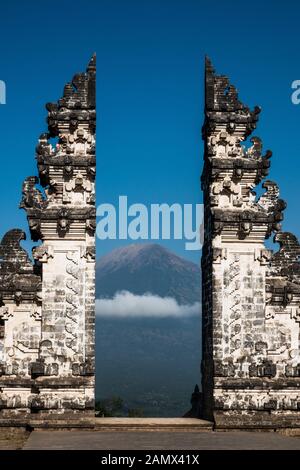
[96,244,200,305]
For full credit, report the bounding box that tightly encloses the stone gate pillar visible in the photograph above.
[0,55,96,419]
[201,58,300,430]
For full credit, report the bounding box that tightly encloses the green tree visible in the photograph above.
[128,408,144,417]
[95,396,124,417]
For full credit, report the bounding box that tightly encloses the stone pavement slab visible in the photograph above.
[23,430,300,450]
[0,428,30,450]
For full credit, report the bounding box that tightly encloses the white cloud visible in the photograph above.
[96,291,201,318]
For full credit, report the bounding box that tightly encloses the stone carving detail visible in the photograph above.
[65,173,93,193]
[57,208,71,236]
[213,248,227,264]
[201,57,300,428]
[269,232,300,281]
[30,308,42,321]
[0,306,10,319]
[20,176,46,210]
[81,246,96,262]
[223,255,242,357]
[0,229,41,298]
[32,245,54,263]
[65,251,80,354]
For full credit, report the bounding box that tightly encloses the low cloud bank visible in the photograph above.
[96,291,201,318]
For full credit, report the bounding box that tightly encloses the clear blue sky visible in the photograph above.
[0,0,300,263]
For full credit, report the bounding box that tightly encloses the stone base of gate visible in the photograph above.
[213,410,300,435]
[0,417,213,432]
[2,414,300,434]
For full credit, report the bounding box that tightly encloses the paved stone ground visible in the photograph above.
[23,430,300,450]
[0,429,30,450]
